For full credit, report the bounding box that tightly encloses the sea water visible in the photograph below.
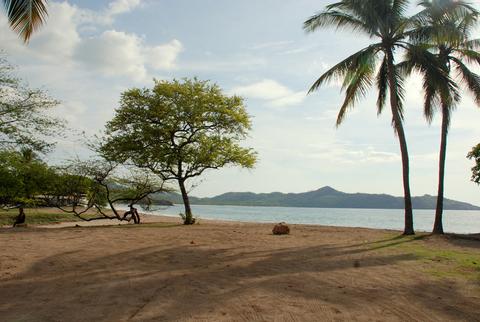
[137,204,480,234]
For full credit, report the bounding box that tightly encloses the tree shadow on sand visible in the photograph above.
[1,236,479,321]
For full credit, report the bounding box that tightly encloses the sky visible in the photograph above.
[1,0,480,205]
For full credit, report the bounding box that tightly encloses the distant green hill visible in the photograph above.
[153,186,480,210]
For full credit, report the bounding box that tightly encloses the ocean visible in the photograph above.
[137,204,480,234]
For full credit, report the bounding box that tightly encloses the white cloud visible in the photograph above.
[31,2,81,60]
[250,40,293,50]
[230,79,306,107]
[107,0,142,16]
[76,32,182,81]
[76,30,147,81]
[77,0,142,26]
[304,143,400,164]
[147,40,184,70]
[0,2,81,61]
[0,1,182,82]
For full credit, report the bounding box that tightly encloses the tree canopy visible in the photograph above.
[0,148,55,210]
[0,56,62,153]
[48,158,167,223]
[467,143,480,185]
[102,78,257,224]
[403,0,480,234]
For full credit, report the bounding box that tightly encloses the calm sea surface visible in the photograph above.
[137,204,480,234]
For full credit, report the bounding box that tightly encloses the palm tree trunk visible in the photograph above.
[178,178,193,225]
[386,51,414,235]
[433,106,448,234]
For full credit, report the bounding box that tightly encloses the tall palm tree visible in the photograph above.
[407,0,480,234]
[2,0,48,43]
[304,0,416,235]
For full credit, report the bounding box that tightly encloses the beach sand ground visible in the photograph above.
[1,214,479,321]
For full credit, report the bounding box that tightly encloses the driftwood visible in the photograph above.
[122,206,140,224]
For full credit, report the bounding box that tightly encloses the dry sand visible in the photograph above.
[1,215,479,321]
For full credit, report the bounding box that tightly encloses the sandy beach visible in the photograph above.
[1,214,480,322]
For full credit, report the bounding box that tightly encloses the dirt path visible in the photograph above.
[0,221,479,321]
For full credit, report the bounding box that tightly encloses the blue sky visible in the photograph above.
[1,0,480,205]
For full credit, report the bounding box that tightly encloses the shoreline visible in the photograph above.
[2,207,479,235]
[16,212,479,239]
[1,213,480,321]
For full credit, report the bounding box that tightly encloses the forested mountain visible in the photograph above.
[153,186,480,210]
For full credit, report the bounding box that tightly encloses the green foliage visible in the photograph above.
[407,0,480,126]
[102,78,257,179]
[0,56,62,153]
[101,78,257,224]
[304,0,416,234]
[370,234,480,280]
[0,209,98,226]
[49,158,167,223]
[467,143,480,184]
[178,212,197,224]
[303,0,412,125]
[49,165,107,210]
[0,148,56,208]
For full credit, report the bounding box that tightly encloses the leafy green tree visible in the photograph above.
[467,143,480,185]
[2,0,48,43]
[406,0,480,234]
[102,78,257,225]
[0,148,56,224]
[50,159,167,224]
[0,56,62,153]
[304,0,416,234]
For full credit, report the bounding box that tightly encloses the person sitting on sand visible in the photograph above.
[13,207,26,227]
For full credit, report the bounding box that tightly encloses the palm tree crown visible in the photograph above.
[304,0,417,234]
[405,0,480,234]
[304,0,413,121]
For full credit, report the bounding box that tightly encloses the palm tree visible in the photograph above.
[304,0,416,235]
[407,0,480,234]
[2,0,48,43]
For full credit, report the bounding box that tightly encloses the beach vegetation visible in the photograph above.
[405,0,480,234]
[467,143,480,185]
[47,158,168,224]
[0,148,57,224]
[304,0,416,235]
[0,56,62,153]
[0,208,98,226]
[101,78,257,225]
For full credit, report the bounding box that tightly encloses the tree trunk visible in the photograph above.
[433,106,448,234]
[178,179,193,225]
[386,51,414,235]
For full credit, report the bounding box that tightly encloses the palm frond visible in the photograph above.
[303,10,372,35]
[308,44,380,94]
[452,56,480,105]
[392,65,406,121]
[376,56,388,115]
[336,56,376,126]
[455,48,480,66]
[410,0,479,47]
[463,38,480,50]
[401,44,455,123]
[3,0,48,43]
